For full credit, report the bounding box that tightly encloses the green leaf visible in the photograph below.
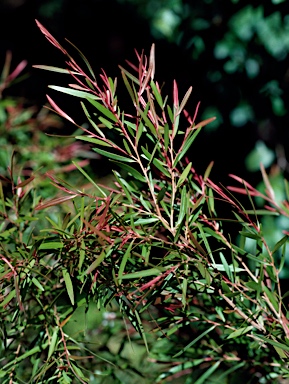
[67,38,96,80]
[120,267,164,279]
[86,98,118,122]
[76,135,112,146]
[176,186,188,227]
[86,246,114,274]
[137,103,157,136]
[72,161,107,197]
[255,334,289,352]
[271,235,288,255]
[263,285,279,312]
[134,217,159,225]
[62,268,74,306]
[31,277,45,291]
[152,158,171,178]
[98,116,114,128]
[150,80,163,108]
[92,147,135,163]
[157,186,167,203]
[48,85,99,99]
[177,162,192,188]
[33,65,79,75]
[119,65,140,85]
[173,325,216,357]
[121,70,137,103]
[173,128,202,167]
[39,242,63,250]
[80,101,105,138]
[194,361,221,384]
[118,241,134,284]
[47,328,59,360]
[113,161,146,182]
[227,326,253,339]
[136,121,144,145]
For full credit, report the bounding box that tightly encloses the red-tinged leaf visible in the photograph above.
[260,163,275,200]
[177,86,193,116]
[193,116,216,130]
[35,194,78,210]
[229,174,256,192]
[83,219,113,244]
[7,60,27,83]
[139,65,153,95]
[33,65,80,75]
[35,20,67,55]
[173,80,179,108]
[149,43,155,80]
[15,176,35,189]
[46,95,76,124]
[125,58,139,73]
[227,186,260,196]
[184,101,201,126]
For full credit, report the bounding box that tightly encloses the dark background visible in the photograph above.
[1,0,289,186]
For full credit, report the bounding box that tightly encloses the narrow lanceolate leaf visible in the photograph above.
[62,268,74,306]
[177,162,192,188]
[47,328,59,360]
[121,70,137,103]
[152,158,171,178]
[75,135,112,147]
[92,147,135,163]
[46,95,76,124]
[204,160,214,181]
[177,86,192,116]
[35,194,78,210]
[33,65,80,75]
[120,267,163,279]
[118,241,134,284]
[173,325,216,357]
[260,162,275,200]
[113,161,146,182]
[66,38,96,81]
[72,161,107,197]
[173,129,202,167]
[149,43,155,80]
[86,98,118,122]
[227,326,254,339]
[176,186,188,227]
[157,186,167,203]
[118,65,140,85]
[80,101,105,138]
[86,245,114,274]
[137,104,157,135]
[48,85,99,100]
[136,121,144,145]
[150,80,163,108]
[272,235,288,255]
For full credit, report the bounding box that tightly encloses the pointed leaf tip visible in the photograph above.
[46,95,76,124]
[149,44,155,80]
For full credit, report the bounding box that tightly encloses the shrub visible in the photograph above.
[1,21,289,383]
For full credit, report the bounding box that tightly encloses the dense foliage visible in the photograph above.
[2,21,289,383]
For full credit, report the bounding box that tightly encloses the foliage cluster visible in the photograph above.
[2,21,289,384]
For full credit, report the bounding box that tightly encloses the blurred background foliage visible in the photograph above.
[1,1,289,381]
[1,0,289,295]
